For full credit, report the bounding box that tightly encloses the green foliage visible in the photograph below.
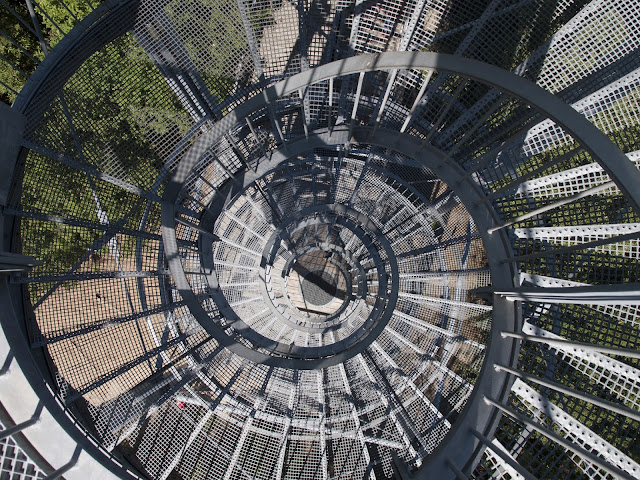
[15,23,193,278]
[3,0,255,284]
[0,0,42,103]
[61,34,192,186]
[0,0,96,102]
[164,0,252,101]
[35,0,93,47]
[20,151,104,278]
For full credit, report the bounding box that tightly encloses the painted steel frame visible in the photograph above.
[2,0,639,471]
[160,52,640,477]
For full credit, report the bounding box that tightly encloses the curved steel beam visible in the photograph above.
[163,52,640,217]
[162,123,518,479]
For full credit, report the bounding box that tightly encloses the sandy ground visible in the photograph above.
[33,240,170,407]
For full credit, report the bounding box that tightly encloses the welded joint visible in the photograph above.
[0,402,43,441]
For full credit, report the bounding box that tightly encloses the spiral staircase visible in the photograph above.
[1,0,640,479]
